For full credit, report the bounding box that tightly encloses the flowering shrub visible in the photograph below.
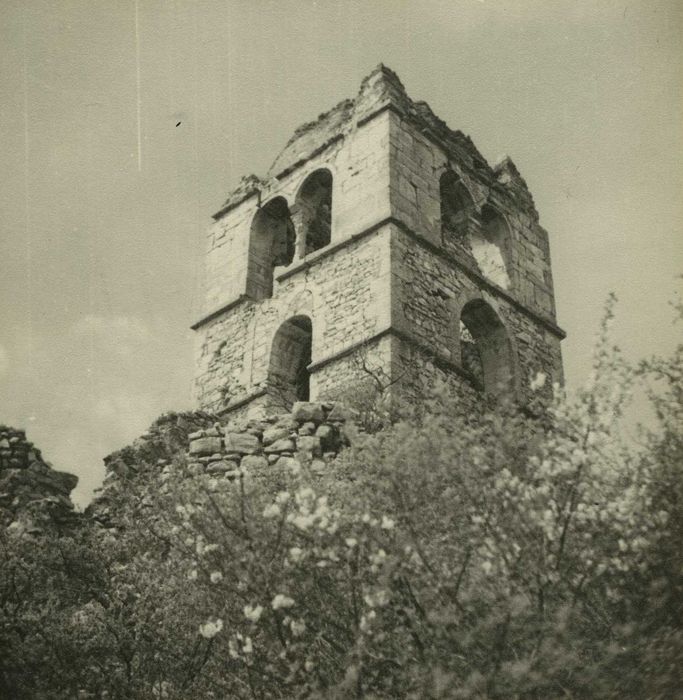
[1,297,681,698]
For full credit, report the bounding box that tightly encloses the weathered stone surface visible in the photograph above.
[297,435,322,458]
[273,456,301,474]
[0,425,79,531]
[192,66,564,418]
[189,436,223,457]
[207,460,238,474]
[273,415,298,430]
[298,422,316,436]
[241,455,269,472]
[262,426,290,446]
[291,402,324,424]
[224,432,261,455]
[264,438,296,454]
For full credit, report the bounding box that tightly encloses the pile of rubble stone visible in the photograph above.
[186,401,350,482]
[0,425,78,533]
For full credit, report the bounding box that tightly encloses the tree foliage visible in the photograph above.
[1,300,681,698]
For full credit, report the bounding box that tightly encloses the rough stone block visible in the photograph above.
[262,426,290,446]
[224,432,261,455]
[207,460,238,474]
[298,421,316,436]
[291,402,324,424]
[274,414,299,430]
[273,456,301,475]
[241,455,269,473]
[189,436,223,456]
[264,438,296,454]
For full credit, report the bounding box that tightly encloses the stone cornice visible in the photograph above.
[307,325,475,383]
[389,220,566,340]
[191,215,565,341]
[212,190,259,222]
[191,294,251,331]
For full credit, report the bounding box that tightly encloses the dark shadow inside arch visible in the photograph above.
[247,197,295,300]
[268,316,312,410]
[296,169,332,255]
[460,299,514,396]
[440,170,475,238]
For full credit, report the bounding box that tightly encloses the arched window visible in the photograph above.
[459,299,514,396]
[295,169,332,255]
[440,171,475,238]
[247,197,295,300]
[468,205,511,290]
[268,316,312,410]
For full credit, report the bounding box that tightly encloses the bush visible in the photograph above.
[2,299,681,698]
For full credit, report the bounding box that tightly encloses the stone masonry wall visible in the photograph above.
[391,226,563,403]
[193,65,564,419]
[185,401,350,489]
[194,228,392,414]
[200,110,392,320]
[0,425,79,532]
[387,109,558,322]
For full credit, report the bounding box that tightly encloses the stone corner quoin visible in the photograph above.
[191,64,565,422]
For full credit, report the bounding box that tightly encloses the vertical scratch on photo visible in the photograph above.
[135,0,142,171]
[22,8,33,366]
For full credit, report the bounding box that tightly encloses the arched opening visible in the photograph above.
[268,316,312,410]
[459,299,514,396]
[296,169,332,255]
[440,171,475,238]
[468,205,511,289]
[247,197,295,300]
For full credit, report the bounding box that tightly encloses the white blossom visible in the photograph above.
[199,618,223,639]
[381,516,395,530]
[262,503,280,519]
[289,546,304,563]
[243,604,263,622]
[290,619,306,636]
[271,594,295,610]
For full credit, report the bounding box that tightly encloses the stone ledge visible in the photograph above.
[306,326,475,385]
[193,208,564,339]
[191,294,251,331]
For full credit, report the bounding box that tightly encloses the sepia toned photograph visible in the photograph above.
[1,1,681,697]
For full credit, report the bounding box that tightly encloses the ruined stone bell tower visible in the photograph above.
[192,66,564,418]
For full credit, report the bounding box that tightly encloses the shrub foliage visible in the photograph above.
[1,302,681,698]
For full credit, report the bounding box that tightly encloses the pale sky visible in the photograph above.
[1,0,681,506]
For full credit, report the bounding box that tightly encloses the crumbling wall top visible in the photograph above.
[215,65,531,216]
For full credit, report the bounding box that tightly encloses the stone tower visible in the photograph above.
[192,66,564,419]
